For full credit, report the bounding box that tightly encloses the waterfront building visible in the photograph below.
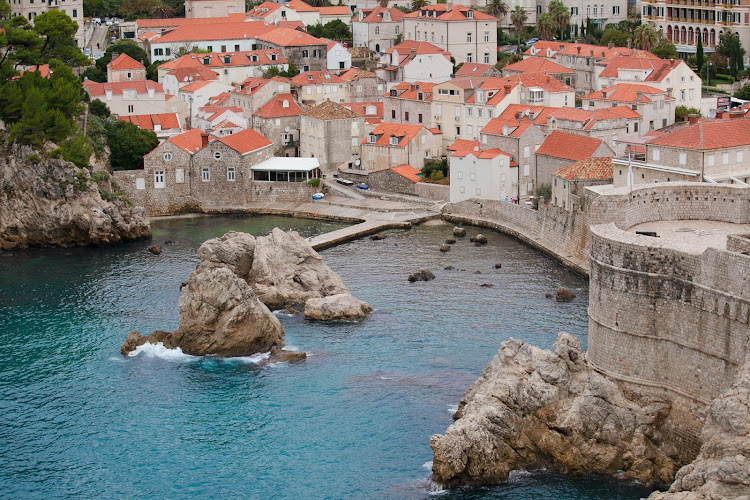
[383,82,436,128]
[583,83,675,132]
[402,4,499,65]
[448,139,517,202]
[359,122,443,171]
[550,156,613,210]
[252,93,304,156]
[299,101,365,172]
[229,77,292,120]
[367,164,424,194]
[535,130,615,185]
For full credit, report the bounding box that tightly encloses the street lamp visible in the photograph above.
[706,61,712,88]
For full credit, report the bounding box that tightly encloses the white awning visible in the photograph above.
[251,157,320,172]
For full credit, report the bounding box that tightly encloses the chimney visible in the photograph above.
[410,47,416,57]
[201,132,210,148]
[608,42,614,49]
[447,2,453,10]
[590,50,594,57]
[576,46,581,55]
[636,90,643,103]
[627,38,632,49]
[687,113,699,125]
[559,44,565,51]
[504,83,511,94]
[729,110,745,119]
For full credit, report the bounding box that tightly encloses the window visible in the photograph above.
[593,5,597,15]
[302,49,309,57]
[154,170,164,188]
[375,26,379,35]
[467,10,473,18]
[634,122,639,132]
[484,53,490,64]
[468,125,473,135]
[163,153,172,161]
[653,148,660,161]
[523,145,530,158]
[455,126,461,136]
[356,85,363,92]
[391,109,396,119]
[418,113,422,123]
[467,53,473,63]
[679,152,687,165]
[707,154,715,166]
[470,172,476,181]
[466,108,472,117]
[175,169,185,183]
[395,25,399,35]
[405,112,409,121]
[339,61,345,69]
[484,31,490,42]
[221,45,226,52]
[206,46,212,51]
[467,32,472,43]
[368,134,376,143]
[214,152,222,159]
[235,45,240,51]
[457,171,463,179]
[737,151,743,163]
[127,105,134,113]
[680,89,685,101]
[689,89,694,100]
[72,8,77,16]
[389,136,399,146]
[202,168,210,181]
[227,167,235,181]
[722,152,729,164]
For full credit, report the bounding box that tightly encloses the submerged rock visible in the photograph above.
[304,293,373,321]
[555,287,576,302]
[269,346,307,363]
[648,351,750,500]
[453,227,466,237]
[446,238,457,245]
[430,332,680,487]
[148,244,162,255]
[494,263,502,269]
[0,143,151,248]
[369,234,386,241]
[473,234,488,245]
[440,244,451,252]
[408,270,435,282]
[122,229,371,359]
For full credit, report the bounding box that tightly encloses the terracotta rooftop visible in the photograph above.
[536,130,605,161]
[362,122,428,147]
[247,1,281,18]
[137,16,240,28]
[120,113,181,131]
[524,41,659,60]
[107,53,145,71]
[316,5,350,14]
[287,0,317,12]
[342,102,383,118]
[448,139,514,161]
[160,50,288,71]
[646,117,750,150]
[179,80,215,92]
[598,55,683,82]
[83,80,164,96]
[153,21,274,43]
[387,164,422,183]
[253,93,303,118]
[584,83,669,103]
[218,128,273,154]
[455,63,494,76]
[502,57,574,74]
[167,66,219,82]
[337,68,379,82]
[386,40,452,66]
[232,76,287,96]
[291,70,344,86]
[304,100,359,119]
[387,81,435,101]
[357,6,405,23]
[552,157,613,181]
[403,4,496,21]
[164,128,212,154]
[257,27,325,47]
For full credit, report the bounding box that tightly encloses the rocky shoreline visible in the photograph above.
[122,229,372,360]
[430,333,750,499]
[0,145,151,250]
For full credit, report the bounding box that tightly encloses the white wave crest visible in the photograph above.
[447,404,458,414]
[127,342,196,362]
[422,461,433,471]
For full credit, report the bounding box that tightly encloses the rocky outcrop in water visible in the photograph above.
[122,230,371,358]
[647,351,750,500]
[0,144,151,249]
[430,333,680,487]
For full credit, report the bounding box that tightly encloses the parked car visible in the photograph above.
[525,38,539,47]
[336,178,354,186]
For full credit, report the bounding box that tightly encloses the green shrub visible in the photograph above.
[89,100,110,118]
[535,183,552,201]
[675,106,701,122]
[307,178,321,188]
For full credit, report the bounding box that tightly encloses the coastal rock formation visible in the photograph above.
[408,270,435,282]
[648,351,750,500]
[304,293,373,321]
[555,287,576,302]
[122,229,370,358]
[430,333,680,487]
[249,228,350,311]
[0,144,151,249]
[453,227,466,237]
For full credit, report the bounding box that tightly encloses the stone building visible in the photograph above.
[162,66,220,97]
[290,71,349,106]
[338,69,386,103]
[360,122,443,171]
[300,101,365,172]
[448,140,517,202]
[383,81,436,128]
[107,54,146,83]
[352,6,405,53]
[613,114,750,187]
[256,28,328,73]
[229,77,292,119]
[147,21,275,61]
[367,164,423,194]
[252,93,304,156]
[550,157,613,211]
[455,63,502,78]
[9,0,83,47]
[402,4,499,65]
[377,41,454,85]
[583,83,675,133]
[185,0,244,18]
[342,102,384,124]
[535,130,615,186]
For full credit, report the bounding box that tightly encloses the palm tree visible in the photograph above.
[486,0,508,20]
[410,0,427,11]
[536,12,556,41]
[510,5,527,49]
[548,0,569,41]
[633,24,659,52]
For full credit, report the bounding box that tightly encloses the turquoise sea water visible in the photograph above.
[0,215,656,499]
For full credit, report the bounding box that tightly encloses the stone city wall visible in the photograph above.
[414,182,449,201]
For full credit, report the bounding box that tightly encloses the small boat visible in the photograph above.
[356,183,370,190]
[312,192,324,200]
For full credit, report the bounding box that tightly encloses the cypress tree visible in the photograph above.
[696,36,704,75]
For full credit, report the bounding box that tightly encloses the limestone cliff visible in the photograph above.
[430,333,681,487]
[647,350,750,500]
[0,144,151,249]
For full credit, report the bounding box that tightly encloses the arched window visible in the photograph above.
[375,26,380,35]
[586,5,590,17]
[593,5,597,16]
